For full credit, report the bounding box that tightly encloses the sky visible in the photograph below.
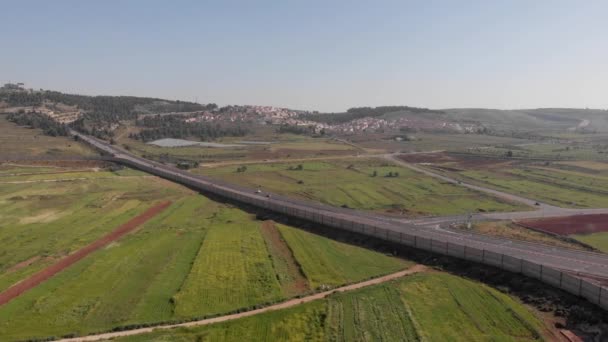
[1,0,607,112]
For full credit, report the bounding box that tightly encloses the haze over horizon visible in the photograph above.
[2,0,607,112]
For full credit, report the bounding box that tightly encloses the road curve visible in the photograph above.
[71,131,608,281]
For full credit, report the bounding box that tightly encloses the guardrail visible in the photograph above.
[74,132,608,311]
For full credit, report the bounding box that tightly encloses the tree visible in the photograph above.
[371,170,377,177]
[506,150,513,158]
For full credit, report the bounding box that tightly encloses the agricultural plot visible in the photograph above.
[0,177,408,340]
[114,273,546,342]
[407,152,608,208]
[458,167,608,208]
[0,115,93,157]
[198,159,527,217]
[0,166,188,294]
[277,224,411,289]
[117,127,359,164]
[518,214,608,253]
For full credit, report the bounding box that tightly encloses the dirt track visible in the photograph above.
[57,265,427,342]
[0,201,171,307]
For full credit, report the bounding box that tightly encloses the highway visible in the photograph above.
[72,130,608,281]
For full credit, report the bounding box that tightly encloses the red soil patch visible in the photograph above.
[0,201,171,307]
[517,214,608,236]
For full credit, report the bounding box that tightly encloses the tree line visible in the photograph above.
[130,114,249,142]
[6,112,69,136]
[300,106,445,124]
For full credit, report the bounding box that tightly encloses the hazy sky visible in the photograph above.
[2,0,607,111]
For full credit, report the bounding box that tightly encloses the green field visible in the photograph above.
[0,115,93,157]
[198,159,527,217]
[115,273,546,342]
[115,125,359,164]
[0,168,409,341]
[455,166,608,208]
[0,166,188,293]
[572,232,608,253]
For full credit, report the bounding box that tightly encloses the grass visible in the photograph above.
[464,221,588,251]
[113,273,545,342]
[0,167,189,293]
[0,115,93,157]
[198,159,527,217]
[0,177,408,340]
[172,208,283,318]
[457,167,608,208]
[115,124,358,164]
[277,224,411,289]
[572,232,608,253]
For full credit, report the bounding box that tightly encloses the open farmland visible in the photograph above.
[402,152,608,208]
[0,115,93,157]
[113,273,547,342]
[0,171,409,341]
[198,159,527,217]
[0,164,188,294]
[116,126,360,164]
[517,214,608,253]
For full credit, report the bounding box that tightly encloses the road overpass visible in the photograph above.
[71,130,608,310]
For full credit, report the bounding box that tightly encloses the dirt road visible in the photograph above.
[0,201,171,307]
[57,265,427,342]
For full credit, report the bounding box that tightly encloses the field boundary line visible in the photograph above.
[57,264,427,342]
[0,201,171,307]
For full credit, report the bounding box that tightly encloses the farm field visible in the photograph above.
[0,164,188,294]
[115,125,360,164]
[464,142,608,161]
[402,153,608,208]
[0,115,93,157]
[517,214,608,253]
[197,159,528,217]
[0,174,409,341]
[114,272,547,342]
[351,132,532,153]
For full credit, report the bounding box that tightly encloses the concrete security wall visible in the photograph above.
[104,155,608,311]
[483,250,502,268]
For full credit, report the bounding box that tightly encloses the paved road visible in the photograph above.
[71,131,608,280]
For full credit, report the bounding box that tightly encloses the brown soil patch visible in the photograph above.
[517,214,608,236]
[260,220,309,295]
[0,201,171,307]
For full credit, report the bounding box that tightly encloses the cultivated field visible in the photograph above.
[0,164,187,294]
[0,166,409,340]
[402,153,608,208]
[113,273,546,341]
[517,214,608,253]
[115,126,360,164]
[0,115,93,157]
[198,159,527,217]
